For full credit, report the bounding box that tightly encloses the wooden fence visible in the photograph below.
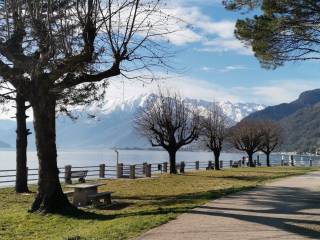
[0,157,319,186]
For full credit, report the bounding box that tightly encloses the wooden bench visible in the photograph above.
[232,161,241,168]
[71,170,88,183]
[88,191,113,206]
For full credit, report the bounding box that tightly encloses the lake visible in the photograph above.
[1,149,319,187]
[1,149,319,170]
[0,149,245,170]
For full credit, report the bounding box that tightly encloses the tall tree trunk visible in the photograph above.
[248,152,255,167]
[15,93,30,193]
[30,97,71,213]
[169,150,177,174]
[213,150,220,170]
[266,152,271,167]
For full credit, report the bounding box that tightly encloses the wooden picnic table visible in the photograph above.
[66,183,105,207]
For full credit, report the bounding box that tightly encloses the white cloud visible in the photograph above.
[220,65,248,72]
[230,80,320,105]
[159,2,250,55]
[166,28,202,46]
[201,65,248,73]
[103,75,320,106]
[199,39,252,55]
[201,66,216,72]
[198,20,235,39]
[104,74,241,104]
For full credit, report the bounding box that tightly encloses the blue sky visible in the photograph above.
[122,0,320,105]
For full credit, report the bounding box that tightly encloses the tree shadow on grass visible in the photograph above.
[38,183,320,239]
[54,203,191,222]
[113,185,255,202]
[182,173,265,181]
[55,185,255,221]
[184,170,303,182]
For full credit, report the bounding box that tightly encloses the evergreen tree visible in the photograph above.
[224,0,320,68]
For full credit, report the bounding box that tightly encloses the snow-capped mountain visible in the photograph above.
[179,97,265,123]
[88,93,265,123]
[0,94,265,149]
[218,101,265,122]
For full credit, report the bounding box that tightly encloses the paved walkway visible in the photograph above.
[137,171,320,240]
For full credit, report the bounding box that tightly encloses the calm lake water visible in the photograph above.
[0,149,245,170]
[1,149,319,187]
[1,149,320,170]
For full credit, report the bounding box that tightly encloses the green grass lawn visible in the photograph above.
[0,167,316,240]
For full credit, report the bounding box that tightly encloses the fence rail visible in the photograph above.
[1,156,320,186]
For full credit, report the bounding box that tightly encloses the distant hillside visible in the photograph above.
[243,88,320,153]
[279,103,320,153]
[244,89,320,121]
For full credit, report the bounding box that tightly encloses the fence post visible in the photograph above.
[99,164,105,178]
[180,161,185,173]
[310,159,313,167]
[130,165,136,179]
[26,167,28,184]
[146,164,151,177]
[195,161,199,170]
[142,162,147,174]
[163,162,168,173]
[65,165,72,184]
[230,160,233,168]
[207,161,213,170]
[219,160,223,169]
[117,163,123,178]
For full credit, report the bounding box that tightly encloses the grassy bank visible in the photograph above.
[0,167,315,240]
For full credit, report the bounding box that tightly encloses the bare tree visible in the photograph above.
[0,83,31,193]
[0,77,105,194]
[0,0,175,212]
[13,93,32,193]
[134,91,201,174]
[229,120,263,167]
[259,120,282,167]
[201,104,227,170]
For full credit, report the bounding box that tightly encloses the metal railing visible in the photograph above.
[1,156,319,186]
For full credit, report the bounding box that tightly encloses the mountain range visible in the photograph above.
[244,89,320,121]
[0,94,265,149]
[243,89,320,153]
[2,88,320,152]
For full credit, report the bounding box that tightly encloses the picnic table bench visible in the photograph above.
[89,191,113,206]
[66,183,112,207]
[70,170,88,183]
